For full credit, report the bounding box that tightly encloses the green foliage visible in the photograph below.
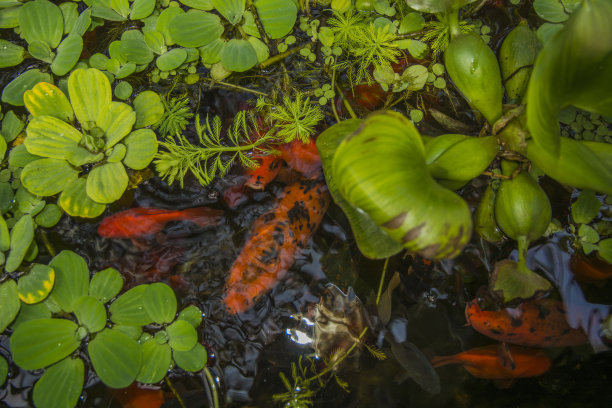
[422,14,473,60]
[262,93,324,143]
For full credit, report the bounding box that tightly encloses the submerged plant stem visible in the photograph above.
[203,367,220,408]
[375,258,390,306]
[260,44,308,69]
[201,79,268,97]
[166,377,187,408]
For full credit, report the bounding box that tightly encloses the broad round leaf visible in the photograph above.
[166,320,198,351]
[90,267,124,303]
[199,38,225,64]
[144,30,166,54]
[0,356,7,386]
[331,111,472,259]
[59,177,106,218]
[21,158,78,196]
[89,329,142,388]
[221,39,258,72]
[0,39,25,68]
[130,0,155,20]
[136,340,171,383]
[17,263,55,304]
[109,284,153,326]
[177,305,203,328]
[96,101,136,149]
[10,318,80,370]
[253,0,297,39]
[74,295,107,333]
[156,7,184,45]
[49,250,90,313]
[248,36,269,63]
[123,129,158,170]
[119,30,154,65]
[11,302,52,330]
[133,91,164,129]
[404,0,476,13]
[571,189,601,224]
[172,342,207,372]
[86,162,128,204]
[64,145,104,167]
[33,357,84,408]
[1,110,25,143]
[24,82,74,122]
[0,279,20,332]
[156,48,187,71]
[317,119,403,259]
[212,0,245,25]
[35,203,63,228]
[18,0,64,49]
[71,8,92,37]
[143,283,177,324]
[114,81,133,100]
[179,0,213,9]
[68,68,112,130]
[0,214,9,252]
[5,214,34,273]
[1,69,52,106]
[25,116,81,159]
[168,11,223,48]
[51,34,84,76]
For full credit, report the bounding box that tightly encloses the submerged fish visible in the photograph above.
[111,383,165,408]
[570,252,612,284]
[244,154,283,190]
[431,344,551,380]
[465,298,588,347]
[278,139,322,179]
[223,177,330,314]
[98,207,224,238]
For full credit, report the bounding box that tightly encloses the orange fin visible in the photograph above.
[497,342,516,371]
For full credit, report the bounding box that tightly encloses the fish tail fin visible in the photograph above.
[430,355,460,368]
[180,207,224,227]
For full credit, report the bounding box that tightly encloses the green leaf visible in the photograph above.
[199,38,225,64]
[33,357,84,408]
[72,8,92,37]
[120,30,154,65]
[35,203,62,228]
[18,0,64,49]
[156,7,184,45]
[317,119,403,259]
[25,116,81,159]
[110,0,130,17]
[0,39,25,68]
[534,0,570,23]
[144,30,166,54]
[133,91,164,128]
[49,250,90,313]
[0,5,21,29]
[86,162,128,204]
[11,302,52,330]
[598,238,612,264]
[68,68,112,131]
[90,267,124,303]
[114,81,133,100]
[253,0,297,39]
[168,11,224,48]
[137,340,171,383]
[331,111,472,259]
[5,214,34,273]
[65,145,104,167]
[1,69,52,106]
[490,259,552,303]
[144,283,177,324]
[179,0,213,9]
[88,329,142,388]
[0,356,7,386]
[212,0,245,25]
[51,34,84,76]
[156,48,187,71]
[1,110,25,142]
[109,284,153,326]
[10,318,81,370]
[107,144,126,163]
[167,320,198,351]
[177,305,203,328]
[96,102,136,149]
[21,159,78,196]
[0,214,9,252]
[579,223,599,244]
[172,342,207,372]
[113,324,143,340]
[405,0,476,13]
[221,39,258,72]
[0,279,20,332]
[17,263,55,304]
[398,12,425,34]
[247,36,269,63]
[59,178,106,218]
[130,0,155,20]
[73,295,107,333]
[23,82,74,122]
[526,0,612,156]
[123,129,158,170]
[571,189,601,224]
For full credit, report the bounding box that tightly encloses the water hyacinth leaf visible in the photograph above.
[9,144,41,169]
[120,30,154,65]
[21,159,78,196]
[526,0,612,156]
[474,183,504,243]
[0,356,7,386]
[533,0,569,23]
[33,357,84,408]
[86,162,128,203]
[144,30,166,54]
[490,259,552,303]
[123,129,158,170]
[177,305,203,328]
[168,11,224,48]
[212,0,245,25]
[332,111,472,259]
[71,8,91,37]
[130,0,155,20]
[109,284,153,326]
[156,48,187,71]
[143,283,177,324]
[221,39,258,72]
[91,0,124,20]
[113,324,142,340]
[179,0,213,9]
[133,91,164,128]
[241,10,259,37]
[1,69,52,106]
[68,68,112,131]
[571,190,601,224]
[405,0,476,13]
[390,340,440,394]
[0,6,20,29]
[96,102,136,149]
[536,22,563,45]
[172,342,207,372]
[0,39,25,68]
[0,280,20,332]
[166,320,198,351]
[24,82,74,122]
[110,0,130,17]
[59,178,106,218]
[73,295,107,333]
[137,340,171,383]
[199,38,225,64]
[398,12,425,34]
[5,214,34,273]
[253,0,297,39]
[499,21,541,103]
[19,0,64,49]
[48,250,90,313]
[17,264,55,304]
[10,318,81,370]
[317,119,403,259]
[2,110,25,142]
[11,302,52,330]
[248,36,269,63]
[89,268,123,303]
[107,144,126,163]
[25,116,81,159]
[35,203,63,228]
[51,34,84,76]
[65,145,104,167]
[108,41,127,64]
[403,65,429,91]
[88,329,142,388]
[115,62,136,79]
[156,7,184,45]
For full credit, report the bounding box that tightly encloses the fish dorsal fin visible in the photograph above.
[497,342,516,371]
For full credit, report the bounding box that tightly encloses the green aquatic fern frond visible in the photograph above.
[328,8,366,49]
[154,94,194,138]
[422,17,474,60]
[267,92,324,143]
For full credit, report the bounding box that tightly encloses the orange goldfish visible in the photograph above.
[244,154,283,190]
[278,139,322,178]
[431,344,551,380]
[571,252,612,284]
[465,298,588,347]
[98,207,223,238]
[111,383,165,408]
[223,177,330,314]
